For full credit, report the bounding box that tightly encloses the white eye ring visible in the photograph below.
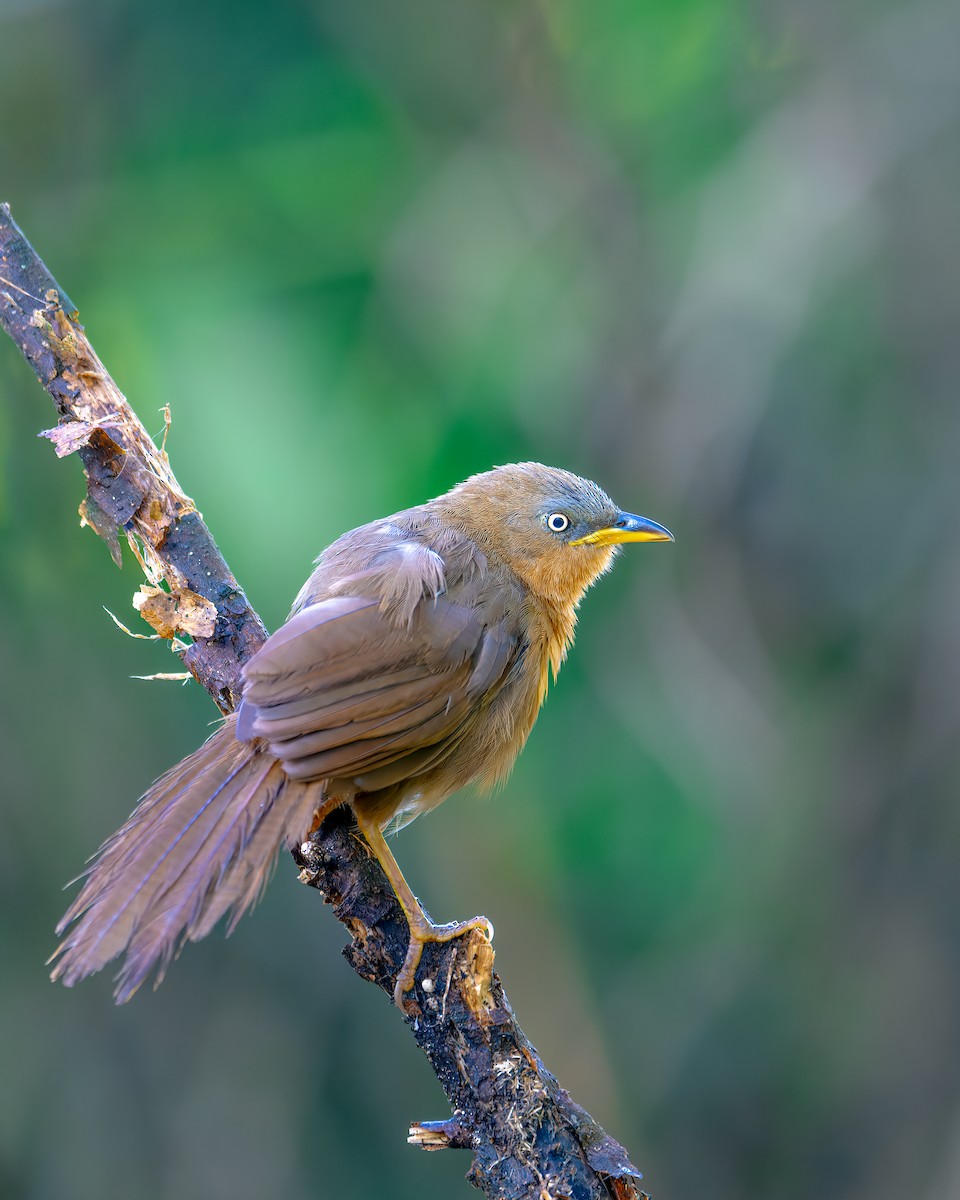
[546,512,570,533]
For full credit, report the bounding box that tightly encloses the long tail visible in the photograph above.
[50,716,324,1003]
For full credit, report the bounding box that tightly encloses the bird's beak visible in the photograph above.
[570,511,674,547]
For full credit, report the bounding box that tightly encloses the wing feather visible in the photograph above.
[237,580,518,790]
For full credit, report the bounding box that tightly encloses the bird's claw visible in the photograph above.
[394,915,494,1008]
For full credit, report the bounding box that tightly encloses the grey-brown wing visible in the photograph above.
[236,594,517,788]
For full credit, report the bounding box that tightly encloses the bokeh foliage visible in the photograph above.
[2,2,960,1198]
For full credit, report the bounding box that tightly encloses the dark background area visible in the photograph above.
[2,2,960,1198]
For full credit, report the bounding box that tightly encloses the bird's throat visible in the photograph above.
[525,546,616,706]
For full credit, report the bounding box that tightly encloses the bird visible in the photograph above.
[50,463,673,1005]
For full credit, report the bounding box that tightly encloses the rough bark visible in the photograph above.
[0,202,645,1200]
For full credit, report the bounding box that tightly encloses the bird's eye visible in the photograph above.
[546,513,570,534]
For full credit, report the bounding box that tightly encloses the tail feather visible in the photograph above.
[50,717,320,1002]
[189,775,324,944]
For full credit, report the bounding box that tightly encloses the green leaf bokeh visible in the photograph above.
[2,2,960,1198]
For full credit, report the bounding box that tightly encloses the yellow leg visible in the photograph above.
[353,807,494,1007]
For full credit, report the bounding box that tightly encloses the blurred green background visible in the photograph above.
[2,1,960,1198]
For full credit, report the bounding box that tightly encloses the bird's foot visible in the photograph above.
[395,914,494,1008]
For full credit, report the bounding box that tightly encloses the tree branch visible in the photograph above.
[0,202,645,1200]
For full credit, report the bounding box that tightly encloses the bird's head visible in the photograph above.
[431,462,673,609]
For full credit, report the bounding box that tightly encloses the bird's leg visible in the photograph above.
[306,789,350,836]
[353,806,494,1008]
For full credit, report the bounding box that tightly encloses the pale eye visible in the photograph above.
[546,512,570,534]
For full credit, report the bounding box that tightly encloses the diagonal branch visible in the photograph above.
[0,202,645,1200]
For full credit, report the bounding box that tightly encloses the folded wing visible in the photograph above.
[238,590,517,791]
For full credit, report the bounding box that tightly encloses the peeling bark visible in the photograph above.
[0,202,646,1200]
